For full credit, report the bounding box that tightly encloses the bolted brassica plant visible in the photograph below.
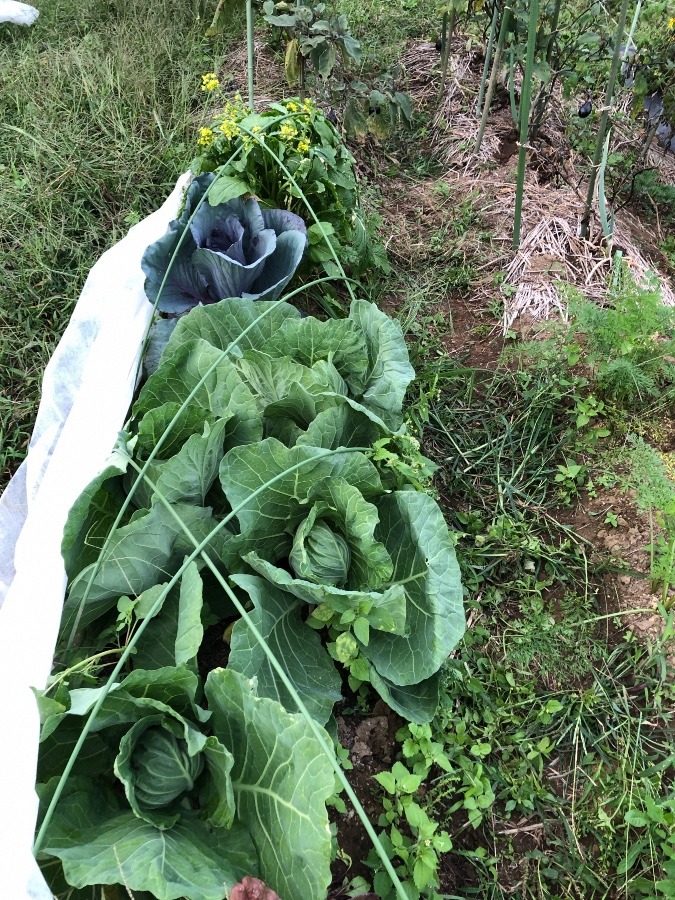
[192,98,390,278]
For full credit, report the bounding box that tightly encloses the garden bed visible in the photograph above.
[1,1,674,898]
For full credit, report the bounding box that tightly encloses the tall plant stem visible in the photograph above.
[438,9,455,100]
[246,0,255,109]
[597,130,614,240]
[623,0,643,62]
[513,0,539,248]
[530,0,562,141]
[579,0,631,239]
[475,4,512,154]
[477,5,499,117]
[507,43,518,126]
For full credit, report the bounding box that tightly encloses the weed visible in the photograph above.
[426,362,588,514]
[631,171,675,230]
[613,436,675,606]
[417,625,675,899]
[567,269,675,408]
[368,761,452,898]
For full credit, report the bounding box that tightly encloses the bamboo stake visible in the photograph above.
[246,0,255,109]
[439,8,456,99]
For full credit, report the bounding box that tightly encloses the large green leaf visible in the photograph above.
[133,337,234,421]
[243,553,407,636]
[175,561,205,666]
[132,419,228,508]
[166,297,300,357]
[42,800,253,900]
[133,339,261,459]
[361,491,465,685]
[61,448,129,580]
[261,377,389,448]
[59,503,215,639]
[228,575,342,723]
[266,315,370,393]
[219,438,382,562]
[136,401,214,463]
[208,174,250,205]
[132,562,204,671]
[348,299,415,426]
[234,350,347,417]
[265,382,393,446]
[368,666,441,725]
[205,669,334,900]
[297,403,384,450]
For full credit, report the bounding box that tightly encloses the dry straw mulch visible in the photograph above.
[399,38,675,331]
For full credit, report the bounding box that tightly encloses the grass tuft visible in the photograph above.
[0,0,237,486]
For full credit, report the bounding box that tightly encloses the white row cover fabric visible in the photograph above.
[0,1,39,24]
[0,174,189,898]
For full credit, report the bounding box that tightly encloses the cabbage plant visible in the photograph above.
[141,174,307,315]
[222,440,465,724]
[132,296,415,451]
[58,297,463,727]
[35,666,334,900]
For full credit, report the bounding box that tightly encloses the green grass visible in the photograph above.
[0,0,237,487]
[336,0,439,67]
[419,626,675,898]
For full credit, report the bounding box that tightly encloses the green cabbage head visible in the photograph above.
[116,713,212,828]
[132,723,205,810]
[290,516,351,586]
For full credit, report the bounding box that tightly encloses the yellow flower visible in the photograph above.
[302,98,313,111]
[200,72,220,92]
[286,100,300,113]
[297,138,311,154]
[219,118,240,140]
[669,15,675,28]
[279,123,299,141]
[197,127,214,147]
